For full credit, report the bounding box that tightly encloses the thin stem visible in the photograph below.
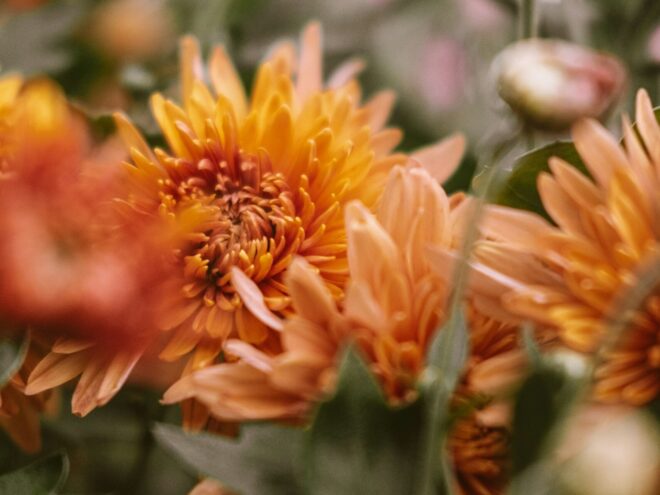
[123,399,164,495]
[518,0,538,39]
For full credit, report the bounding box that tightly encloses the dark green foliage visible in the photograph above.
[495,141,589,221]
[0,452,69,495]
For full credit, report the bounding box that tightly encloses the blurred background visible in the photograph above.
[0,1,658,493]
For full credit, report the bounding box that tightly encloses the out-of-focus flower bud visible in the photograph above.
[557,407,660,495]
[87,0,174,62]
[493,39,626,131]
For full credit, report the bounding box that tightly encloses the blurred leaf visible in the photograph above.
[304,346,425,495]
[0,451,69,495]
[510,361,581,477]
[0,332,29,388]
[0,1,83,75]
[427,306,469,391]
[154,422,304,495]
[511,367,566,474]
[647,398,660,424]
[170,0,231,48]
[495,141,589,221]
[87,113,117,143]
[521,323,542,365]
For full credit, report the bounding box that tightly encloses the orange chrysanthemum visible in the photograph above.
[115,23,465,426]
[477,88,660,406]
[0,77,181,417]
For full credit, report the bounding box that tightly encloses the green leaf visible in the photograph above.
[0,451,69,495]
[304,346,425,495]
[511,366,567,474]
[495,141,589,221]
[510,361,581,477]
[0,333,29,388]
[647,398,660,424]
[153,422,304,495]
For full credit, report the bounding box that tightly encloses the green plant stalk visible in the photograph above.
[518,0,538,39]
[417,131,522,495]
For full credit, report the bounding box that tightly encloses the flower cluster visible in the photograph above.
[0,21,658,495]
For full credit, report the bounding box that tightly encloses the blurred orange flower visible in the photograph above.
[0,77,184,417]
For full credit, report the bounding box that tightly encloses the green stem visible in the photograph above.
[518,0,538,39]
[123,400,164,495]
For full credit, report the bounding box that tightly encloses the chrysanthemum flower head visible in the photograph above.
[478,88,660,406]
[116,22,466,425]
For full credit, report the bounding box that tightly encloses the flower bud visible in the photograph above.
[494,39,626,131]
[87,0,174,62]
[558,407,660,495]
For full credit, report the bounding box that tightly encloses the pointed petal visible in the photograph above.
[410,133,466,183]
[363,90,396,132]
[209,45,248,119]
[231,267,284,331]
[284,257,338,326]
[113,112,155,160]
[635,89,660,165]
[327,57,366,89]
[573,118,628,188]
[295,21,322,102]
[25,352,88,395]
[180,35,204,105]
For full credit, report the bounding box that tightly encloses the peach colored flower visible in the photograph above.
[477,89,660,406]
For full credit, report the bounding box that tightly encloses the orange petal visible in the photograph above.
[573,118,628,188]
[231,267,283,331]
[25,352,89,395]
[410,132,466,183]
[209,44,248,119]
[295,21,322,102]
